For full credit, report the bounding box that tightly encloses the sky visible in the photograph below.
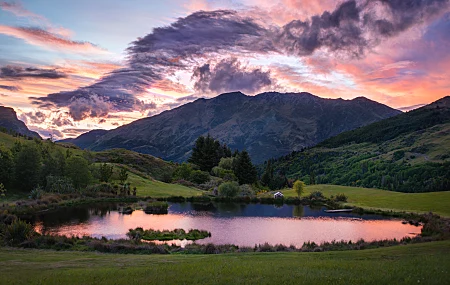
[0,0,449,139]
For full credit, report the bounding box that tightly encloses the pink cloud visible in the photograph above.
[0,25,107,54]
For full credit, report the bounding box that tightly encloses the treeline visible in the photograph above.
[267,150,450,193]
[320,104,450,147]
[0,139,130,196]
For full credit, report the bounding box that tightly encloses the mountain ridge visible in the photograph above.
[0,106,41,138]
[85,92,401,163]
[265,96,450,192]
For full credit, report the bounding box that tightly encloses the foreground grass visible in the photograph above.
[0,241,449,284]
[277,185,450,217]
[126,172,203,198]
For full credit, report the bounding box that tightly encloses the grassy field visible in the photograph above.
[126,172,203,198]
[0,241,449,284]
[275,184,450,217]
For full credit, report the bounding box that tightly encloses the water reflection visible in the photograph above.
[33,202,421,247]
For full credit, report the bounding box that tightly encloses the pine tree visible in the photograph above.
[234,150,257,185]
[188,134,231,171]
[261,160,273,187]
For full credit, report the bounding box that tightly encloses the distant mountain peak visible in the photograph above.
[88,91,401,163]
[0,106,41,138]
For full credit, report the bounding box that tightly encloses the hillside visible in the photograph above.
[266,97,450,192]
[58,129,107,149]
[0,106,41,138]
[0,131,175,184]
[86,92,400,163]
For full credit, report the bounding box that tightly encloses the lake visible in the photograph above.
[33,202,421,247]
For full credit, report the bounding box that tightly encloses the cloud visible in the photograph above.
[0,1,71,37]
[18,111,46,125]
[32,1,450,120]
[192,58,273,94]
[1,65,67,79]
[0,84,21,91]
[0,1,46,22]
[0,26,106,53]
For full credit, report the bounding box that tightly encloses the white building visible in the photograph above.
[274,191,284,199]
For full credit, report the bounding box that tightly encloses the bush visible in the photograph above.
[334,193,348,202]
[212,167,237,181]
[218,181,239,198]
[173,163,193,180]
[189,170,210,184]
[3,219,35,246]
[308,191,325,199]
[46,176,75,194]
[144,201,169,214]
[29,186,43,200]
[239,184,254,197]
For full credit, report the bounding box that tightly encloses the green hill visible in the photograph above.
[266,97,450,193]
[0,130,200,197]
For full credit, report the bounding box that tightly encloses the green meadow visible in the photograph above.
[1,241,449,285]
[274,184,450,217]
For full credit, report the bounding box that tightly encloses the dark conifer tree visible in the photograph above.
[234,150,257,185]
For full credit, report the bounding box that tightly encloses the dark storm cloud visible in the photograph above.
[193,58,273,93]
[0,65,67,79]
[0,84,21,91]
[32,1,450,120]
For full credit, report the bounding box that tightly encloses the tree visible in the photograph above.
[14,144,42,191]
[118,168,128,184]
[0,146,14,188]
[66,156,92,189]
[261,160,274,187]
[218,181,240,198]
[99,163,114,182]
[188,135,231,171]
[173,163,193,180]
[234,150,257,185]
[293,180,306,198]
[189,170,210,184]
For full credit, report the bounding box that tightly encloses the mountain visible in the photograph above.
[58,129,108,149]
[87,92,401,163]
[0,106,41,138]
[265,96,450,192]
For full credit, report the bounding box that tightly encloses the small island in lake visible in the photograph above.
[127,228,211,241]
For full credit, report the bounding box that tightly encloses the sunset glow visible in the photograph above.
[1,0,449,139]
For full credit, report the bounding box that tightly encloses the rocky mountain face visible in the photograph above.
[85,92,401,163]
[58,129,108,149]
[0,106,41,138]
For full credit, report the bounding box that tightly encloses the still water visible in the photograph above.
[33,202,421,247]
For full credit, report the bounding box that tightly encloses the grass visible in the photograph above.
[276,184,450,217]
[126,171,203,198]
[0,241,449,284]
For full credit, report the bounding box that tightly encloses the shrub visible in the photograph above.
[29,186,43,200]
[46,176,75,194]
[144,201,169,214]
[173,163,193,180]
[3,219,35,246]
[308,191,325,199]
[218,181,240,198]
[189,170,210,184]
[239,184,254,197]
[212,167,237,181]
[334,193,348,202]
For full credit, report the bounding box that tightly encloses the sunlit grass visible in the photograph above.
[125,171,203,198]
